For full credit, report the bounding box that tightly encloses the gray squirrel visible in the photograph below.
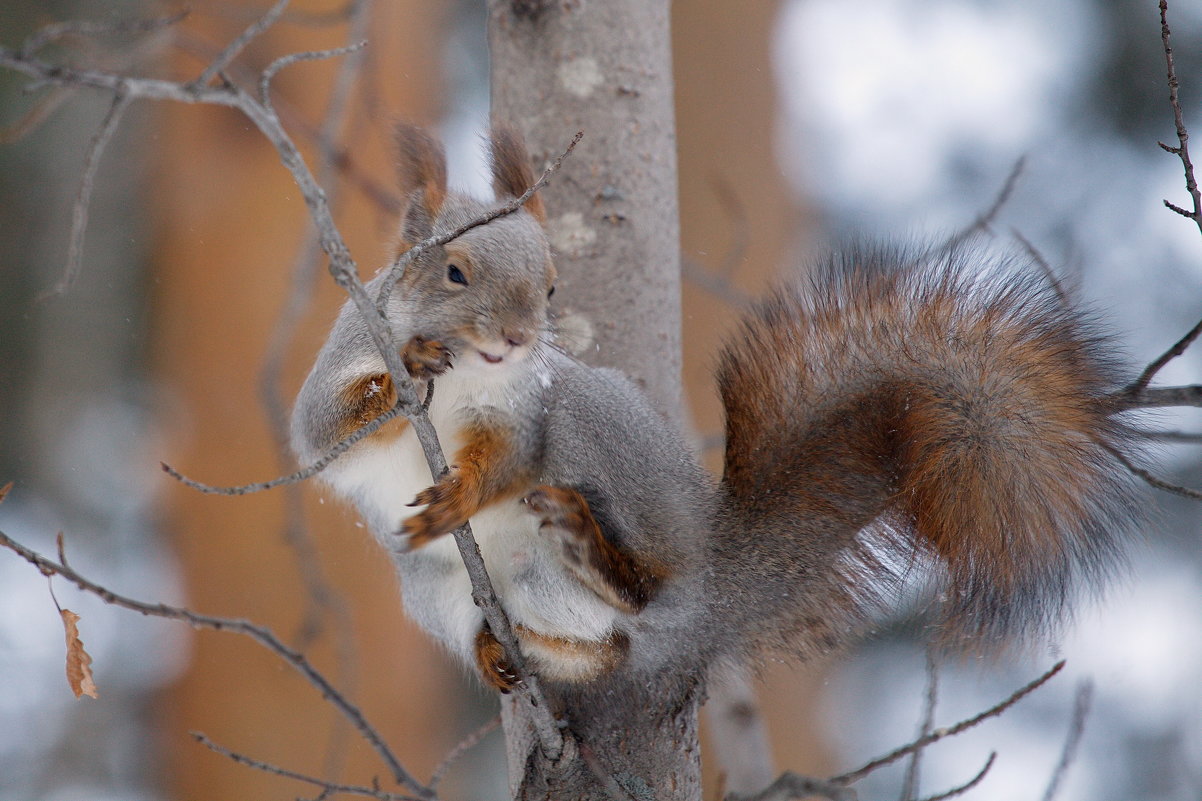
[291,124,1138,692]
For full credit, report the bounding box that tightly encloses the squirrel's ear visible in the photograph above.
[394,124,448,242]
[489,125,545,223]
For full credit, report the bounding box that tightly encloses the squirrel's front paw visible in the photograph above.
[401,473,466,548]
[402,335,453,380]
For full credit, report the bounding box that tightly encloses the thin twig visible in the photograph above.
[260,41,367,105]
[201,0,359,28]
[1145,430,1202,443]
[1041,681,1093,801]
[726,773,854,801]
[899,650,940,801]
[1107,445,1202,500]
[915,753,995,801]
[1157,0,1202,239]
[1128,316,1202,393]
[19,9,190,58]
[373,131,584,313]
[0,85,76,144]
[1010,228,1070,305]
[831,661,1065,785]
[429,715,501,789]
[0,529,433,799]
[945,156,1026,248]
[161,404,405,494]
[1114,385,1202,409]
[191,0,292,90]
[192,732,424,801]
[37,90,132,300]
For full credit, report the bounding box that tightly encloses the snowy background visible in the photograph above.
[1,0,1200,798]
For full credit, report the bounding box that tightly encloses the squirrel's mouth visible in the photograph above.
[478,350,504,364]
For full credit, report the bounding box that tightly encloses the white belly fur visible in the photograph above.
[320,375,620,664]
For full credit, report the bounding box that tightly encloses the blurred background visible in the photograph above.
[0,0,1200,799]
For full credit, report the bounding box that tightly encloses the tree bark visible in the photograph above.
[488,0,696,796]
[488,0,681,414]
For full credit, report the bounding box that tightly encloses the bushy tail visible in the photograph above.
[714,245,1139,655]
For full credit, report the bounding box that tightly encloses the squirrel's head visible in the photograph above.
[392,124,556,374]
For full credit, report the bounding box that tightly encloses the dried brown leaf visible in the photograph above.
[60,609,99,699]
[0,482,12,504]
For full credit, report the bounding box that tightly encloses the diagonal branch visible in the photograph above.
[162,403,407,494]
[1041,681,1093,801]
[38,89,132,300]
[915,752,995,801]
[0,527,432,799]
[1156,0,1202,239]
[193,732,425,801]
[18,9,190,58]
[260,41,367,105]
[831,661,1065,785]
[190,0,291,90]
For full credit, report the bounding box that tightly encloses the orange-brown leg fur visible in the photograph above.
[403,425,529,548]
[524,486,663,614]
[335,373,408,442]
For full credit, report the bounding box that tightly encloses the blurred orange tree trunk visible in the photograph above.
[151,2,465,798]
[672,0,835,789]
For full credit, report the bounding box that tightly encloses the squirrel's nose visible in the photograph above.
[503,331,530,348]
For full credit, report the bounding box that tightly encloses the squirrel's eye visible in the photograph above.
[447,264,468,286]
[547,285,556,299]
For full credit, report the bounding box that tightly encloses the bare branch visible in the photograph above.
[899,650,940,801]
[831,661,1065,786]
[1010,228,1070,306]
[726,773,854,801]
[18,9,189,58]
[193,732,425,801]
[0,529,432,799]
[945,156,1026,248]
[1041,681,1093,801]
[260,41,367,105]
[915,752,995,801]
[0,85,76,144]
[1156,0,1202,239]
[37,90,132,300]
[1144,430,1202,443]
[1107,445,1202,500]
[1128,316,1202,393]
[191,0,291,90]
[161,404,405,494]
[428,715,500,790]
[373,131,585,313]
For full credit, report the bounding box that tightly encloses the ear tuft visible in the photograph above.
[394,123,448,224]
[489,124,545,222]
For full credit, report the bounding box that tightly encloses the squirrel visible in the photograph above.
[291,124,1140,693]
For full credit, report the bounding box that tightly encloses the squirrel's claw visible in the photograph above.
[401,473,468,547]
[402,335,454,380]
[474,623,522,694]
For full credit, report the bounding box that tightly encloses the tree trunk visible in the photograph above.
[488,0,681,414]
[488,0,696,796]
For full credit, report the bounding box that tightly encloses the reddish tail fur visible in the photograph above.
[716,246,1139,648]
